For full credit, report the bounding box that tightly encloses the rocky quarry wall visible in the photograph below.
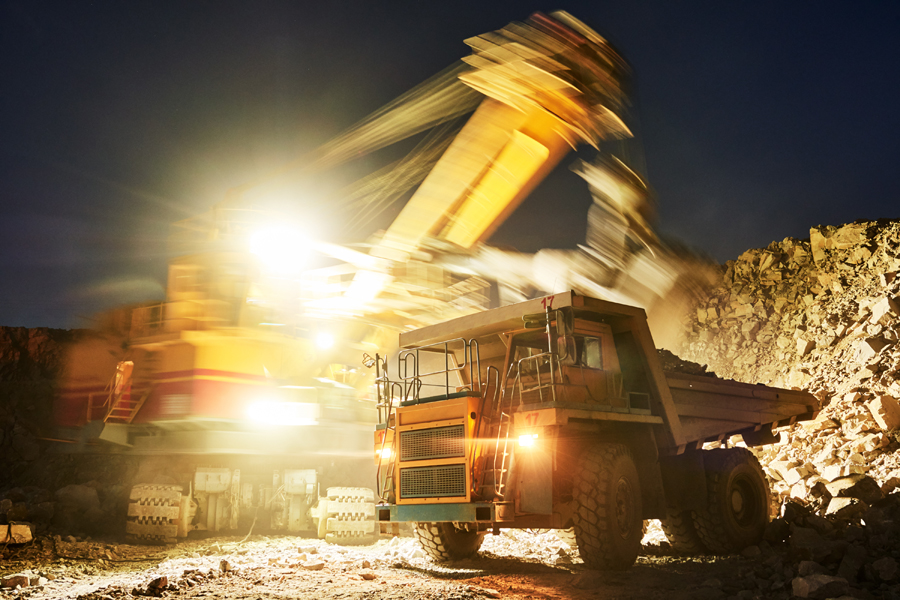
[676,219,900,594]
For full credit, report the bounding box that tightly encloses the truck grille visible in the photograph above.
[400,425,465,461]
[400,464,467,498]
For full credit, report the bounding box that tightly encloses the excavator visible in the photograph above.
[55,11,699,545]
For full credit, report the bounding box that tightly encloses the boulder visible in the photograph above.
[764,518,789,543]
[824,474,883,504]
[789,526,831,562]
[55,484,100,513]
[0,523,33,544]
[870,296,899,324]
[0,575,29,589]
[825,497,867,520]
[836,544,866,582]
[872,556,898,581]
[868,395,900,431]
[791,574,849,599]
[856,337,888,364]
[797,561,828,577]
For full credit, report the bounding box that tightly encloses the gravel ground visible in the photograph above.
[0,525,817,600]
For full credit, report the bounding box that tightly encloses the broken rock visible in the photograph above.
[872,556,898,581]
[836,544,866,582]
[825,497,868,519]
[0,575,29,589]
[870,296,899,324]
[825,474,884,504]
[789,526,831,562]
[791,574,849,599]
[856,337,888,365]
[797,561,828,577]
[868,395,900,431]
[0,522,34,544]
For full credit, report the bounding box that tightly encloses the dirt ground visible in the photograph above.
[0,527,794,600]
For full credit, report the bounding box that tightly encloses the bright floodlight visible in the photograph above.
[315,332,334,350]
[249,226,310,274]
[246,400,318,426]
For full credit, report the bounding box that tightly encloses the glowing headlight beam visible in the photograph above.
[315,332,334,350]
[248,226,310,274]
[247,400,319,427]
[518,433,539,447]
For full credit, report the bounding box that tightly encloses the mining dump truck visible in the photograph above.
[372,292,819,569]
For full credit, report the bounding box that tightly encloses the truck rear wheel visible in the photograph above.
[414,522,484,561]
[660,509,707,554]
[692,448,768,553]
[572,443,643,570]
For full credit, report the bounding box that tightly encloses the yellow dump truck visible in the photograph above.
[372,292,819,569]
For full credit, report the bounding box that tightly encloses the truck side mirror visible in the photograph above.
[523,313,548,328]
[557,335,578,365]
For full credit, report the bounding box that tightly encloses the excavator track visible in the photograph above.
[125,484,182,544]
[320,487,376,545]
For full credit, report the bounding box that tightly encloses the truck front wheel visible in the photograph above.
[692,448,769,553]
[414,522,484,561]
[573,443,643,570]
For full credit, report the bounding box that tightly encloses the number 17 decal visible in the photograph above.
[541,295,554,310]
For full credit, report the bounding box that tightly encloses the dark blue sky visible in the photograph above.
[2,1,898,327]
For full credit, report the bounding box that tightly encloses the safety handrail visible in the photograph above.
[515,352,562,405]
[396,338,481,403]
[375,380,404,502]
[490,410,512,499]
[374,337,485,501]
[471,364,500,496]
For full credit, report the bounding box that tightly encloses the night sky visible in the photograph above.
[2,1,898,327]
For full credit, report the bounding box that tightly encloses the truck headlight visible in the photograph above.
[518,433,539,447]
[375,447,392,460]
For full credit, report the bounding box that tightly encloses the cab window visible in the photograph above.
[579,336,603,369]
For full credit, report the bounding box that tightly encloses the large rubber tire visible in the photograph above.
[660,508,707,554]
[125,484,182,545]
[692,448,769,553]
[321,487,376,546]
[414,522,485,561]
[559,522,646,551]
[572,443,643,571]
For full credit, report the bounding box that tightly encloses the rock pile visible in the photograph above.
[678,219,900,496]
[673,219,900,595]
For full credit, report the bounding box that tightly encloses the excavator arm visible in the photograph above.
[323,11,636,314]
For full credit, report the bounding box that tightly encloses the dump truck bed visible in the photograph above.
[398,291,818,453]
[663,371,817,450]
